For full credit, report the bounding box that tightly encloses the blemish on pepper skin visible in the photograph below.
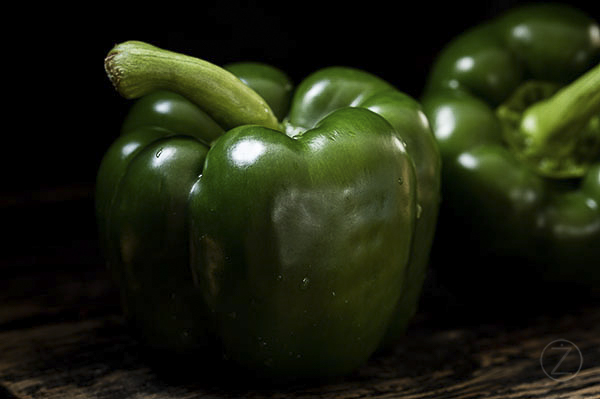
[300,277,310,290]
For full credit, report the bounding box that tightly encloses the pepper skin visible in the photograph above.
[422,4,600,310]
[97,41,440,378]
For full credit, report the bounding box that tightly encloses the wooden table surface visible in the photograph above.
[1,190,599,399]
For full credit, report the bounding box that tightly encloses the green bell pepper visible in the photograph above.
[97,41,440,378]
[422,4,600,306]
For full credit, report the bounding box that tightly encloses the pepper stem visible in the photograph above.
[520,63,600,177]
[521,63,600,148]
[104,41,279,131]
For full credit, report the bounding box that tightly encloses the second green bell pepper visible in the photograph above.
[97,41,440,378]
[422,4,600,306]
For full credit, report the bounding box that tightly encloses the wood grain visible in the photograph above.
[1,194,599,398]
[1,281,598,398]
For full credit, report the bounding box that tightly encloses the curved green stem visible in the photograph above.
[104,41,279,131]
[498,63,600,178]
[520,63,600,158]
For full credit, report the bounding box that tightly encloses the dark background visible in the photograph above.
[4,0,599,280]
